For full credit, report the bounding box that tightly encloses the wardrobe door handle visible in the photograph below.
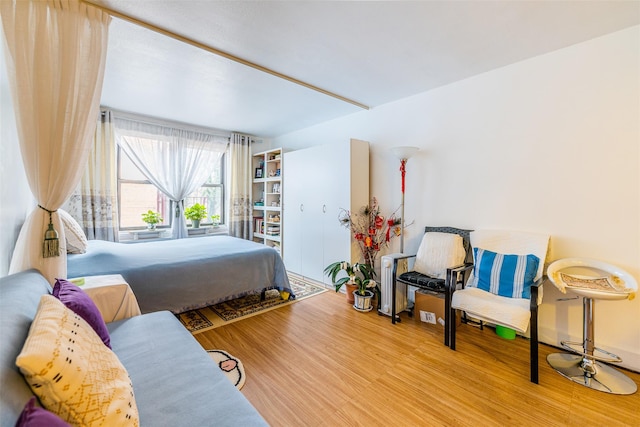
[300,204,304,212]
[322,204,326,213]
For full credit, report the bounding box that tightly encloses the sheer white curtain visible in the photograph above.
[64,110,119,241]
[114,115,228,239]
[2,0,110,282]
[228,133,253,239]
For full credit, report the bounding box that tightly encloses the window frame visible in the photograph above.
[116,146,226,231]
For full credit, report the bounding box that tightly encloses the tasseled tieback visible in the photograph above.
[176,200,184,218]
[38,205,60,258]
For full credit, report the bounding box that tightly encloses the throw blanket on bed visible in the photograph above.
[67,236,292,314]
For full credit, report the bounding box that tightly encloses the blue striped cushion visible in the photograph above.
[470,248,539,299]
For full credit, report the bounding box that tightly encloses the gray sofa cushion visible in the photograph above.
[0,270,52,426]
[108,312,267,426]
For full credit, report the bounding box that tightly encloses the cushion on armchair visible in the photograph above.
[468,248,539,299]
[413,232,466,279]
[397,271,446,292]
[451,287,533,333]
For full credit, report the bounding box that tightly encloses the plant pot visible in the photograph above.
[345,283,358,304]
[353,290,374,312]
[192,219,201,229]
[146,223,156,230]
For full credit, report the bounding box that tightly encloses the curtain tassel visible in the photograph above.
[176,200,185,218]
[39,205,60,258]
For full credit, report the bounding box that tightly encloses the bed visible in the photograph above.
[67,236,293,314]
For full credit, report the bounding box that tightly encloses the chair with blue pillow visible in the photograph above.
[448,230,550,384]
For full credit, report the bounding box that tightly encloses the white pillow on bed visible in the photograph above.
[58,209,88,254]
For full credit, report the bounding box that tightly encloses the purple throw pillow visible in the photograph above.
[52,278,111,348]
[15,397,71,427]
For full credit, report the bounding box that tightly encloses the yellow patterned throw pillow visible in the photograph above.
[16,295,139,427]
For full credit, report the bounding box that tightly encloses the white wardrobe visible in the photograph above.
[283,139,370,284]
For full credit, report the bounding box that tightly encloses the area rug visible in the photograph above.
[208,349,245,389]
[177,276,326,334]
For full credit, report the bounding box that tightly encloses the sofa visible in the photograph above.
[0,269,268,426]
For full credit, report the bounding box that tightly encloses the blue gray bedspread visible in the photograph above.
[67,236,292,314]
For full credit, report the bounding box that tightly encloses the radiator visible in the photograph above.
[379,253,408,317]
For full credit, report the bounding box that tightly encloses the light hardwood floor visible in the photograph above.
[195,291,640,427]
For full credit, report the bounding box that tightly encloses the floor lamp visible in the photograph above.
[391,146,419,254]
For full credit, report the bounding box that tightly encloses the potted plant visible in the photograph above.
[211,214,221,227]
[141,210,163,230]
[184,203,207,228]
[324,261,377,311]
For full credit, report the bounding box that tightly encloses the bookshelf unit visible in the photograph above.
[251,148,283,256]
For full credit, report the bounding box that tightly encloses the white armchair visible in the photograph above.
[447,230,550,384]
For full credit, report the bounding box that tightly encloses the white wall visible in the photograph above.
[273,26,640,371]
[0,38,33,277]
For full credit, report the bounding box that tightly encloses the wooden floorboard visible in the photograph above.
[194,291,640,427]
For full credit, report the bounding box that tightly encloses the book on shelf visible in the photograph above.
[265,224,280,236]
[254,217,265,234]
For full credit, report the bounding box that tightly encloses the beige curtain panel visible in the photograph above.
[2,0,111,282]
[228,133,254,240]
[64,110,120,241]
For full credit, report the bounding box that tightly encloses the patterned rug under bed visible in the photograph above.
[176,275,326,334]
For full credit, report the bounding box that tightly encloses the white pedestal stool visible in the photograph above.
[546,258,637,395]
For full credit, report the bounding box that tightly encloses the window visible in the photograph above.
[117,147,225,229]
[183,159,225,225]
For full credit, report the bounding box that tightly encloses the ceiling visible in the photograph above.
[94,1,640,137]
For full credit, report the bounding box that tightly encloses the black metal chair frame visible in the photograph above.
[390,226,473,347]
[446,257,546,384]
